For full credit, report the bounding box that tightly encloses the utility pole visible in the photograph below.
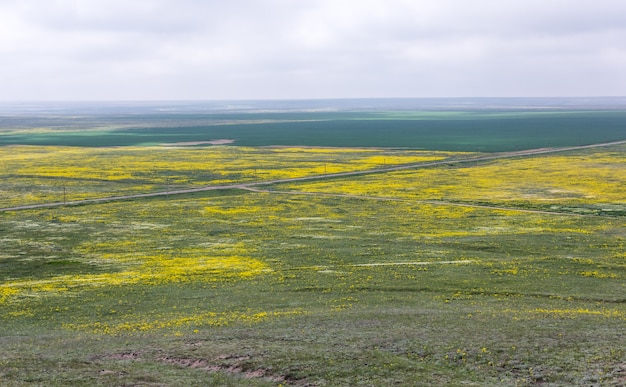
[63,182,66,205]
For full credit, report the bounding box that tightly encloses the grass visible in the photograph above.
[1,141,625,385]
[0,145,452,208]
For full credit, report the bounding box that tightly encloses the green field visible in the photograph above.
[2,109,626,151]
[1,105,626,385]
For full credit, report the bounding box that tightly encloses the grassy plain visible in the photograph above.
[1,142,625,385]
[0,145,452,208]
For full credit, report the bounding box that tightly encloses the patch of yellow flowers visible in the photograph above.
[63,309,306,335]
[0,145,450,207]
[0,255,268,302]
[282,148,626,205]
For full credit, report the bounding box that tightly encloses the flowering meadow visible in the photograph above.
[1,143,625,385]
[0,145,450,208]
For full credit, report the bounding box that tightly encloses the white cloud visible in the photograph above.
[0,0,625,100]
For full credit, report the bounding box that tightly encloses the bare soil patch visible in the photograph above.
[157,354,295,384]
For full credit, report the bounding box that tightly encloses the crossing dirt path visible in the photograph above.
[241,187,600,217]
[1,139,625,213]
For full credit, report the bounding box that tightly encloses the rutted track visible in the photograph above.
[240,187,600,217]
[1,139,625,213]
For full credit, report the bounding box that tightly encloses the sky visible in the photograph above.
[1,0,625,101]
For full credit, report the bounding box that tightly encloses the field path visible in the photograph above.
[1,139,625,213]
[242,187,600,217]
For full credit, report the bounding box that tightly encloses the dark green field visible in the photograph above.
[1,109,626,151]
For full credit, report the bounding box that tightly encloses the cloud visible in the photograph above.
[0,0,625,100]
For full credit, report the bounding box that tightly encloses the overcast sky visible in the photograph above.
[1,0,625,101]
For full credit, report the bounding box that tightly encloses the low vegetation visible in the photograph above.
[1,142,625,385]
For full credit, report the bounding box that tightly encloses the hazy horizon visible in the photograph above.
[2,96,626,116]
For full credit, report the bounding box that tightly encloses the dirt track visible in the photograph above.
[240,187,600,217]
[1,139,625,213]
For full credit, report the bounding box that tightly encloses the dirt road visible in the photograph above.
[1,139,624,213]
